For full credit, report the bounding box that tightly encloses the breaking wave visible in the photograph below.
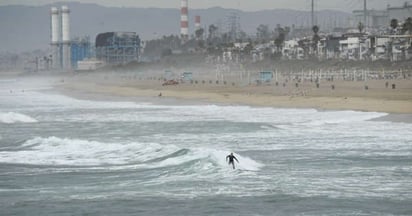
[0,136,262,171]
[0,112,38,124]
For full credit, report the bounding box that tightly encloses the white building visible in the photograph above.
[372,37,390,60]
[339,37,369,60]
[76,59,104,71]
[282,40,304,60]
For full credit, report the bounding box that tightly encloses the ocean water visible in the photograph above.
[0,78,411,216]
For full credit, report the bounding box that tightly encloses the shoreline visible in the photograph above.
[3,72,411,122]
[57,78,412,112]
[53,75,412,123]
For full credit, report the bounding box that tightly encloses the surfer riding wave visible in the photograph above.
[226,152,239,169]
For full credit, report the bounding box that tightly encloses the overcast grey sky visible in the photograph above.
[0,0,410,12]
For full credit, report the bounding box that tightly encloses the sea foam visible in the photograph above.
[0,136,262,172]
[0,112,38,123]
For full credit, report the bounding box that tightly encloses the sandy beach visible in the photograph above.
[55,71,412,117]
[4,70,410,119]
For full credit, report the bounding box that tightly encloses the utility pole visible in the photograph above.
[363,0,367,27]
[311,0,314,27]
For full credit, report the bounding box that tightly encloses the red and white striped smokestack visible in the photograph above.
[195,15,201,31]
[180,0,188,40]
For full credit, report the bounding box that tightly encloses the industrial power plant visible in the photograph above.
[49,5,142,71]
[48,1,201,71]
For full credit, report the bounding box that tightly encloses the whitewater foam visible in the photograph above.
[204,149,262,171]
[0,87,389,125]
[0,112,38,123]
[0,137,262,172]
[38,103,389,124]
[4,136,176,166]
[298,110,388,126]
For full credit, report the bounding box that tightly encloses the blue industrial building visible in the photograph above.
[71,37,92,69]
[95,32,141,65]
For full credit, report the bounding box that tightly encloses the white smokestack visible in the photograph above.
[61,5,71,70]
[50,7,60,69]
[61,5,70,43]
[51,7,59,44]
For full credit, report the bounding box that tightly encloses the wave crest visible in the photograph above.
[0,136,262,171]
[0,112,38,124]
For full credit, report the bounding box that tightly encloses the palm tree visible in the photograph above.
[274,26,286,53]
[256,24,270,43]
[400,18,412,60]
[195,28,205,49]
[358,22,364,34]
[284,26,291,36]
[390,19,398,34]
[312,25,320,56]
[195,28,204,40]
[312,25,319,35]
[402,17,412,34]
[208,25,218,40]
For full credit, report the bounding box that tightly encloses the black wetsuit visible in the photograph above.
[226,154,239,169]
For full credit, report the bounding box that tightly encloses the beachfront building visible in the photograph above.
[323,36,345,59]
[282,40,304,60]
[339,35,369,60]
[95,32,141,65]
[370,36,390,60]
[388,35,412,61]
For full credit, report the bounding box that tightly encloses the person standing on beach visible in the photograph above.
[226,152,239,169]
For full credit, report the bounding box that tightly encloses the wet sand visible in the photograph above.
[54,72,412,123]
